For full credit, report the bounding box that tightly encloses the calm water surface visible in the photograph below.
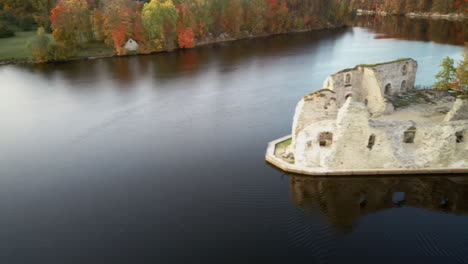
[0,18,467,263]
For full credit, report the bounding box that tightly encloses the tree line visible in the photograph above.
[335,0,467,16]
[2,0,465,62]
[2,0,342,61]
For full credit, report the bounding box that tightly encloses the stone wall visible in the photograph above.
[293,100,468,170]
[322,59,417,116]
[291,89,339,150]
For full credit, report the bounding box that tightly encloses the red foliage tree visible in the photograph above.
[112,23,127,54]
[177,22,194,48]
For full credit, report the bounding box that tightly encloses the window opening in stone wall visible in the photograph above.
[401,80,407,92]
[345,93,353,100]
[404,126,417,143]
[345,74,351,84]
[385,83,392,95]
[319,132,333,147]
[402,64,408,75]
[364,99,368,106]
[367,134,376,150]
[456,131,464,143]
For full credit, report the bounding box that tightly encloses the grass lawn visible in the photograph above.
[0,31,114,63]
[0,31,52,61]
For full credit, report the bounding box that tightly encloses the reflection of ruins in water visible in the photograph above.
[290,175,468,233]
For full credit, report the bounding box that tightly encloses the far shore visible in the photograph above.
[356,9,467,20]
[0,24,345,66]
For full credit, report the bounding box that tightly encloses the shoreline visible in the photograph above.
[356,9,467,20]
[0,24,344,66]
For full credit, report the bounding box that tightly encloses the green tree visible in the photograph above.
[28,27,51,62]
[0,20,14,37]
[30,0,56,30]
[141,0,178,50]
[434,56,456,91]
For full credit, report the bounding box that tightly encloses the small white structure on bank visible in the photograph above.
[266,58,468,175]
[123,38,139,51]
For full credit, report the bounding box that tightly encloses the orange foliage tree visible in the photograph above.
[50,0,91,47]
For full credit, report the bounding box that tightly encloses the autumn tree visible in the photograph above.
[50,0,91,47]
[92,8,106,41]
[453,48,468,95]
[175,4,195,48]
[142,0,178,51]
[177,26,194,48]
[265,0,289,33]
[244,0,266,34]
[100,0,145,54]
[222,0,244,37]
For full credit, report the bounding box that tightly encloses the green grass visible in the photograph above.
[276,138,292,151]
[338,58,412,73]
[275,138,295,164]
[0,32,114,63]
[0,31,52,61]
[392,90,434,108]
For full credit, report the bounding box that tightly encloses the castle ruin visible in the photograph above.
[266,58,468,175]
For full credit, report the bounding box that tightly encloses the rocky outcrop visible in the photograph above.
[444,98,468,122]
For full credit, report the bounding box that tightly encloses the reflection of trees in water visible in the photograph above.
[148,27,349,81]
[16,28,349,87]
[349,16,467,45]
[290,175,468,233]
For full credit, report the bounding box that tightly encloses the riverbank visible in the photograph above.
[0,23,344,66]
[356,9,467,20]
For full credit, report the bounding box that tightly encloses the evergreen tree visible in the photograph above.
[434,56,456,91]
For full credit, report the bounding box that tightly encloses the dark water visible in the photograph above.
[0,18,466,263]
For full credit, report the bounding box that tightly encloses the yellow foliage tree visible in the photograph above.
[141,0,178,51]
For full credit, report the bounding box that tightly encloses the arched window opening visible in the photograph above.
[401,80,407,92]
[456,131,464,143]
[404,126,417,143]
[345,93,353,100]
[318,132,333,147]
[367,134,376,150]
[345,73,351,86]
[384,83,392,95]
[364,99,369,106]
[402,64,408,75]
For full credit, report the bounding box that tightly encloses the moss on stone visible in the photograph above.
[336,58,413,74]
[303,88,335,101]
[275,138,292,151]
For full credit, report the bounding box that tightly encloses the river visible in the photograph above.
[0,17,467,263]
